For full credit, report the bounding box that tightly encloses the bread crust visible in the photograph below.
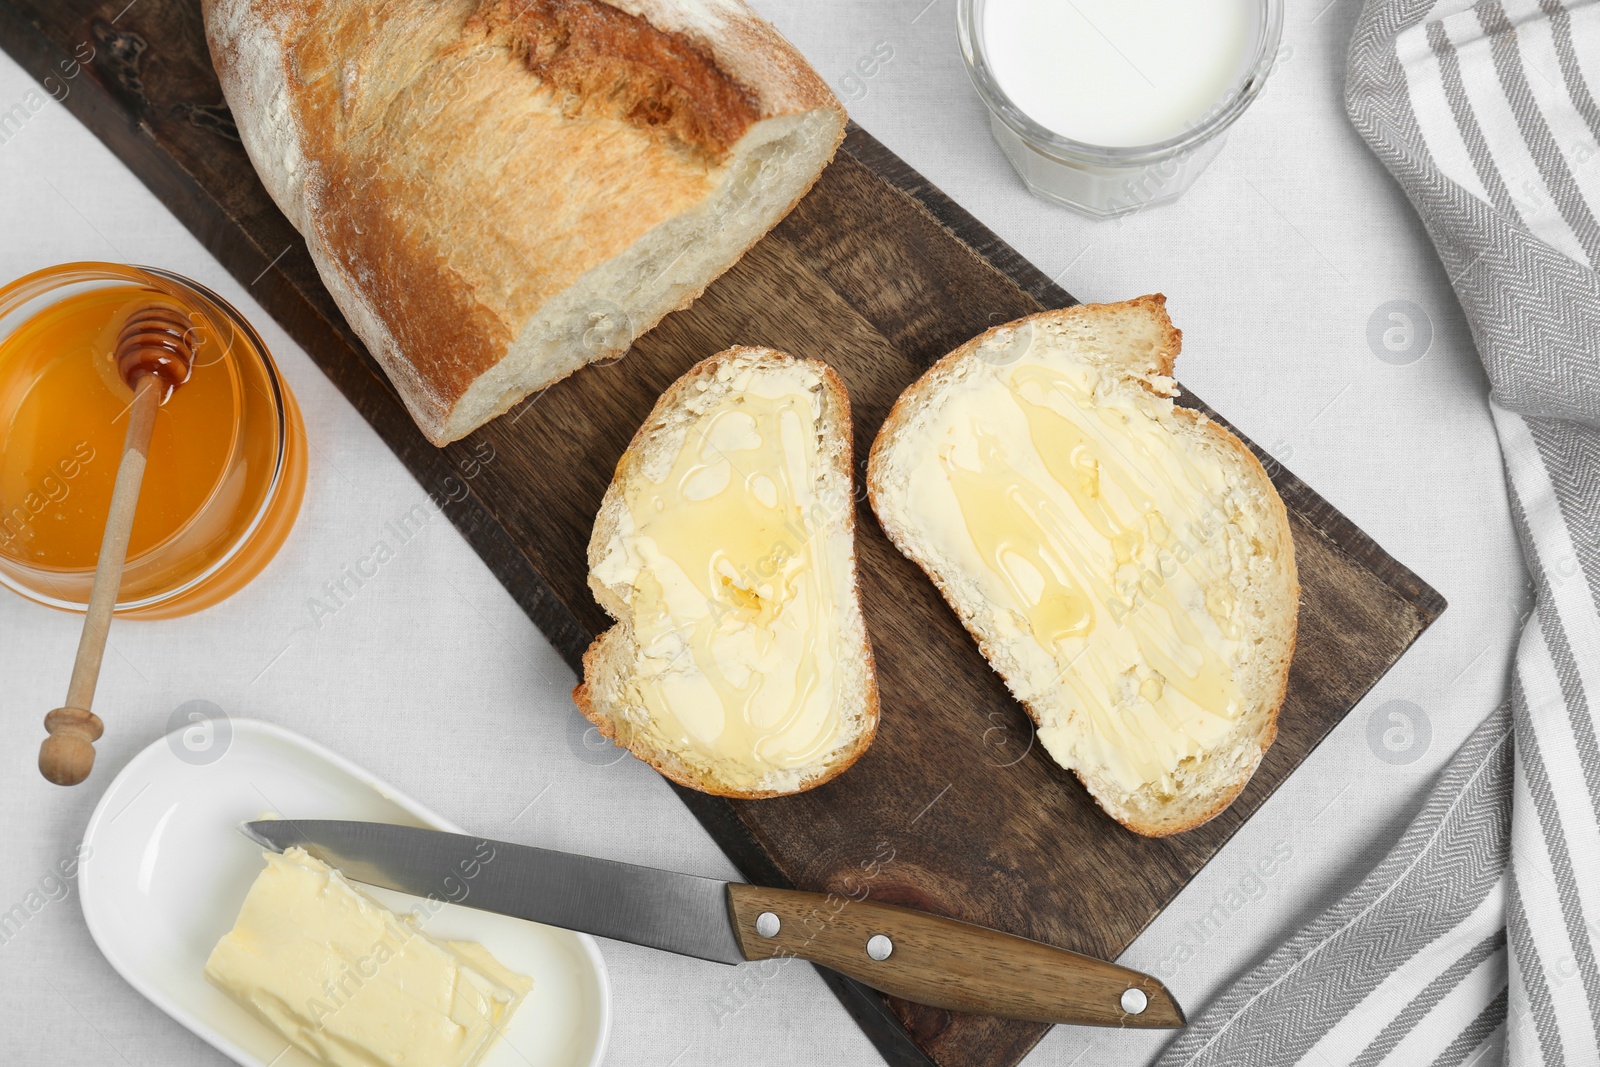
[1138,407,1297,835]
[574,346,879,798]
[867,296,1298,837]
[202,0,845,444]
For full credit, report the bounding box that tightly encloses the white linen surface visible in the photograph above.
[0,2,1522,1065]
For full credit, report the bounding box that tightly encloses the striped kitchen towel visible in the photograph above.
[1155,1,1600,1065]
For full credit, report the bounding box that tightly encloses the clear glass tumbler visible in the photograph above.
[958,0,1284,219]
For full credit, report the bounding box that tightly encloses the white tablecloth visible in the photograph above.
[0,2,1524,1065]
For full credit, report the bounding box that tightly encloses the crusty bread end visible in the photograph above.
[203,0,847,446]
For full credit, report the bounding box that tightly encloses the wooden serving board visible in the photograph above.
[0,4,1447,1065]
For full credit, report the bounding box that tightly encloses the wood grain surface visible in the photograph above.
[0,4,1447,1065]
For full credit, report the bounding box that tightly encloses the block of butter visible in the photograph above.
[205,847,531,1067]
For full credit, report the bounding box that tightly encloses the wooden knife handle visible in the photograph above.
[726,883,1184,1028]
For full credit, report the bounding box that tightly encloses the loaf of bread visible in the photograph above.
[868,297,1297,836]
[576,347,878,797]
[202,0,847,445]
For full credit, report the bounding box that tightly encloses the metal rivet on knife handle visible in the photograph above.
[755,911,781,938]
[1121,988,1148,1014]
[866,934,893,961]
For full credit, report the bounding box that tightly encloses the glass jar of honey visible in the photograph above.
[0,263,306,618]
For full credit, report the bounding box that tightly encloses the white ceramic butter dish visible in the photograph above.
[78,718,610,1067]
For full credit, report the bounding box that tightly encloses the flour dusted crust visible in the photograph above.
[868,296,1298,836]
[575,347,879,798]
[202,0,846,444]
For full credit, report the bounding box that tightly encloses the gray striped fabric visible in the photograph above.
[1154,1,1600,1064]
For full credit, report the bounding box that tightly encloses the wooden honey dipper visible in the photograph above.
[39,303,196,786]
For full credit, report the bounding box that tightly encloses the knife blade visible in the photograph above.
[243,819,1184,1029]
[242,818,743,964]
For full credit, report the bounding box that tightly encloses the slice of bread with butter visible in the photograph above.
[576,347,879,797]
[867,296,1298,836]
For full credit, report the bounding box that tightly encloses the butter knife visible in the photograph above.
[242,819,1183,1029]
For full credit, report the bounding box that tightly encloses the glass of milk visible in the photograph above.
[959,0,1283,218]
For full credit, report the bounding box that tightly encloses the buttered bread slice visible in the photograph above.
[868,297,1297,836]
[576,347,879,797]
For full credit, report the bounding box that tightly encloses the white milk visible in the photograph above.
[982,0,1258,148]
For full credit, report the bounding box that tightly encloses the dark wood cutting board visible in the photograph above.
[0,3,1446,1065]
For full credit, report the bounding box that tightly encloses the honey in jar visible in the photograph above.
[0,263,306,618]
